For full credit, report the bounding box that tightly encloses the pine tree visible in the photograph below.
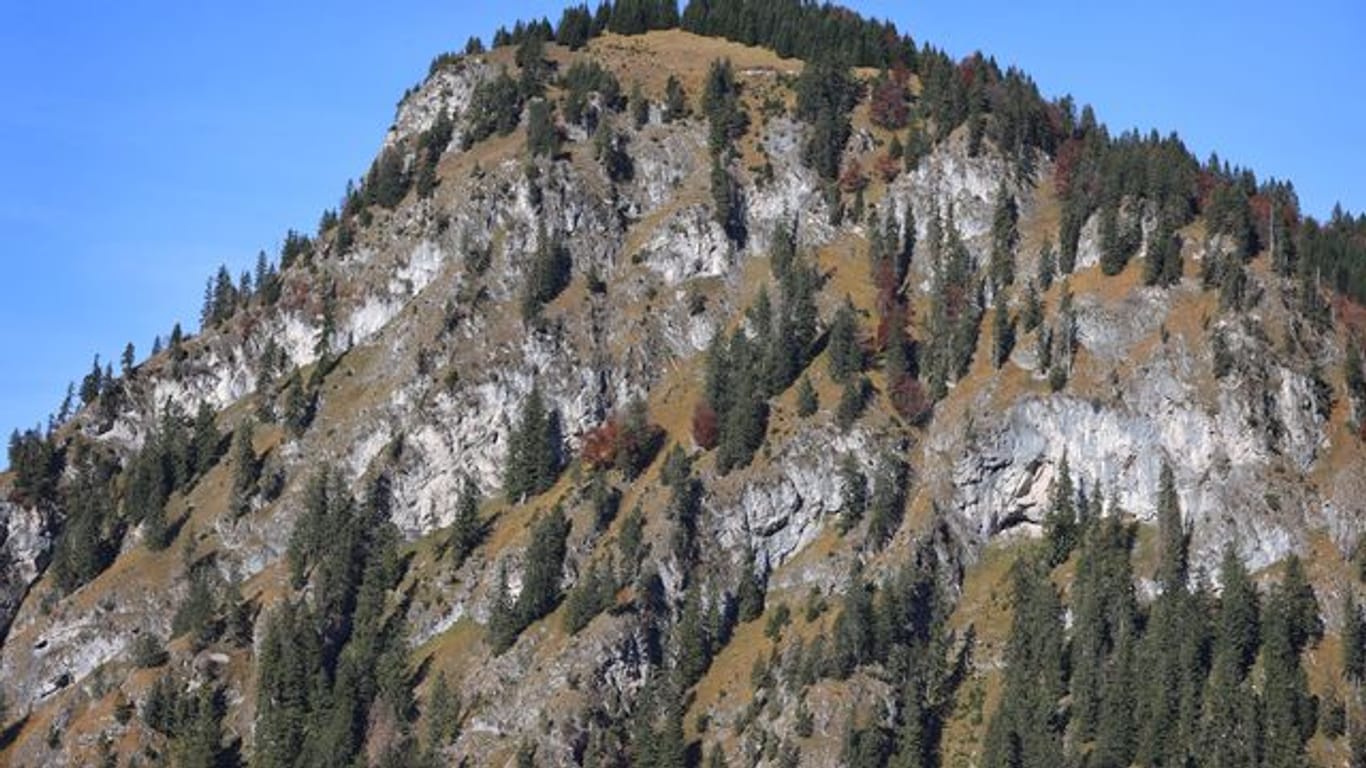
[838,453,868,533]
[515,506,571,626]
[737,545,765,623]
[449,475,485,566]
[795,375,818,417]
[487,563,519,653]
[229,420,260,516]
[710,154,746,246]
[1156,462,1188,591]
[989,182,1018,295]
[1037,237,1056,290]
[1042,453,1076,566]
[1261,561,1321,768]
[664,74,688,122]
[425,671,461,751]
[504,382,561,501]
[983,558,1066,768]
[629,81,650,128]
[827,299,863,382]
[835,376,868,431]
[866,451,907,549]
[991,296,1013,369]
[1345,590,1366,684]
[526,98,559,157]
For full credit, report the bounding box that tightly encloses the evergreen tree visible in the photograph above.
[795,54,859,181]
[838,453,868,534]
[989,182,1018,296]
[1155,461,1188,591]
[1069,513,1138,744]
[983,558,1066,768]
[629,81,650,128]
[465,68,524,145]
[710,154,746,246]
[522,223,573,321]
[1344,590,1366,684]
[795,375,818,417]
[229,420,260,517]
[514,506,571,626]
[555,3,593,49]
[835,376,868,431]
[737,545,766,623]
[866,451,908,549]
[1037,238,1057,290]
[425,671,461,751]
[991,296,1013,369]
[664,74,689,122]
[1261,560,1321,768]
[504,382,561,501]
[448,475,485,566]
[1041,453,1076,566]
[827,299,863,382]
[487,563,519,653]
[526,98,559,157]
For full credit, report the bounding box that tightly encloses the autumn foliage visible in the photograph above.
[876,153,901,183]
[691,401,719,450]
[582,402,664,479]
[870,64,911,130]
[581,420,621,469]
[889,372,932,425]
[840,160,869,194]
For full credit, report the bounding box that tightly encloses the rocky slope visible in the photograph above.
[1,21,1363,768]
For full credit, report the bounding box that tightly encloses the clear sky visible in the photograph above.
[2,1,1362,450]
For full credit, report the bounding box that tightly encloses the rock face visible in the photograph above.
[0,499,50,642]
[936,285,1337,576]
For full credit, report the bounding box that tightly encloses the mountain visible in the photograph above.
[4,2,1366,766]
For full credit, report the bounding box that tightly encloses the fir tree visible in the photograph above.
[1344,590,1366,684]
[983,558,1066,768]
[663,74,688,122]
[989,182,1019,296]
[448,475,485,566]
[838,453,868,534]
[526,98,559,157]
[827,299,863,382]
[795,375,818,417]
[504,382,561,501]
[515,506,571,626]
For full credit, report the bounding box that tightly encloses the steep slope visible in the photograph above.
[3,9,1365,768]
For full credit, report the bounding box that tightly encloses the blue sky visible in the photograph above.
[1,1,1362,448]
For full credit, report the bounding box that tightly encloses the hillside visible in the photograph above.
[4,3,1366,767]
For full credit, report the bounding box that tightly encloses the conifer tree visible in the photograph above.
[1042,453,1076,566]
[991,296,1013,369]
[504,382,561,501]
[229,420,259,517]
[449,475,485,566]
[795,375,818,417]
[515,506,571,627]
[983,558,1066,768]
[827,299,863,382]
[838,453,868,533]
[663,74,688,122]
[866,451,907,549]
[526,98,559,157]
[1344,590,1366,684]
[989,182,1018,296]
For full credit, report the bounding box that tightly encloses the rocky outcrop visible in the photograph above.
[0,499,49,643]
[940,340,1330,574]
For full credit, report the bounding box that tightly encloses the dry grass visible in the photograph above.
[941,541,1028,764]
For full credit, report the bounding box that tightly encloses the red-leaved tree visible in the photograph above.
[692,401,719,450]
